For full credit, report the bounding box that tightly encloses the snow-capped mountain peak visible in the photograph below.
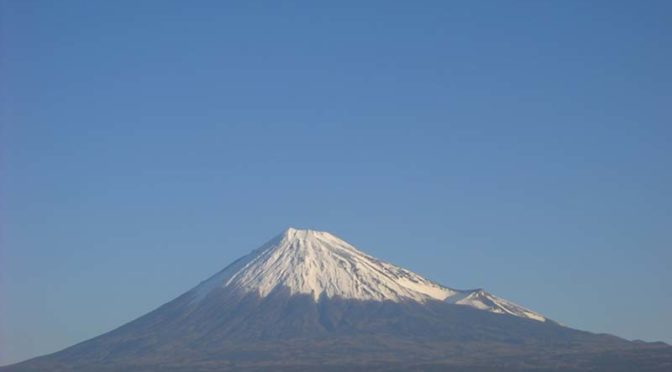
[192,228,546,322]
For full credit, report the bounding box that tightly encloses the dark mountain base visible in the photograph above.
[7,343,672,372]
[4,290,672,371]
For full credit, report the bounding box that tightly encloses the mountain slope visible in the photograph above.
[192,228,546,321]
[3,228,671,371]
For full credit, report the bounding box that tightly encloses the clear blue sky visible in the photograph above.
[1,0,671,366]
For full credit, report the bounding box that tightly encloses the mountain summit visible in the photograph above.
[4,228,671,371]
[193,228,546,321]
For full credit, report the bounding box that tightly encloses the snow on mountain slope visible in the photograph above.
[192,227,547,322]
[445,288,547,322]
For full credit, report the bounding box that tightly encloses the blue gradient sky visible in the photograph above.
[1,0,671,366]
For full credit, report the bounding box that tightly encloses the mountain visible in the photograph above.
[4,228,671,371]
[193,228,545,321]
